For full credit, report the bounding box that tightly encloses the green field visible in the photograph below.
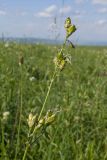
[1,42,107,160]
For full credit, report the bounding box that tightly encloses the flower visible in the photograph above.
[2,111,10,122]
[27,113,37,128]
[5,42,9,48]
[53,49,66,71]
[45,114,56,125]
[64,17,71,28]
[66,25,76,38]
[29,76,36,82]
[64,17,76,38]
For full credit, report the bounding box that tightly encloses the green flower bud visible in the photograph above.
[59,59,66,71]
[66,25,76,38]
[46,110,53,118]
[64,17,71,28]
[45,114,56,125]
[64,17,77,38]
[27,113,37,128]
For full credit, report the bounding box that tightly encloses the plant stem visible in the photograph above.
[63,37,67,49]
[32,69,57,136]
[22,144,29,160]
[22,69,57,160]
[38,69,57,121]
[31,128,45,146]
[14,66,23,160]
[1,123,6,158]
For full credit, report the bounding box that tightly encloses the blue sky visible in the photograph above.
[0,0,107,44]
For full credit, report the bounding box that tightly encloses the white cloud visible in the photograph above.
[35,5,57,18]
[45,5,57,13]
[36,5,71,18]
[36,12,52,18]
[97,19,107,25]
[93,0,107,4]
[59,6,71,14]
[73,10,86,20]
[98,8,107,13]
[0,10,6,16]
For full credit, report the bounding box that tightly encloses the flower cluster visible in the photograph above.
[25,17,76,154]
[64,17,76,38]
[27,113,37,128]
[53,49,66,71]
[2,111,10,123]
[27,110,56,133]
[53,17,76,70]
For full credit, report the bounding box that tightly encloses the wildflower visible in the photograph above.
[64,17,71,28]
[53,49,66,71]
[74,116,80,122]
[38,117,45,125]
[29,76,36,82]
[46,110,53,117]
[45,114,56,125]
[5,42,9,48]
[35,117,45,130]
[45,110,56,126]
[2,111,10,122]
[64,17,76,38]
[27,113,37,128]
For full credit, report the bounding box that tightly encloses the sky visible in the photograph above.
[0,0,107,44]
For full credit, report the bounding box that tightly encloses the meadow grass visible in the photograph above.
[0,42,107,159]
